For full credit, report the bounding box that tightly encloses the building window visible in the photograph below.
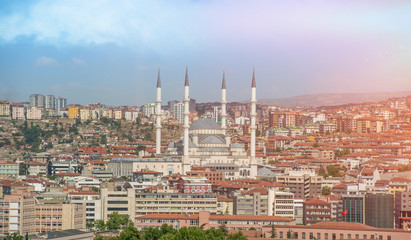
[340,234,344,239]
[317,233,321,239]
[324,233,328,240]
[302,232,306,239]
[363,235,367,239]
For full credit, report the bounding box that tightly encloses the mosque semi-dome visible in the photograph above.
[190,118,221,130]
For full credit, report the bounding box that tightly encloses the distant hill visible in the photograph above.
[258,91,411,107]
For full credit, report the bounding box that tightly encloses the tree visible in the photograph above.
[269,225,277,239]
[219,222,228,236]
[117,223,141,240]
[326,165,341,177]
[318,166,328,178]
[95,219,106,232]
[106,212,132,230]
[91,186,99,193]
[3,233,23,240]
[322,186,331,196]
[137,145,146,153]
[227,231,247,240]
[101,134,107,145]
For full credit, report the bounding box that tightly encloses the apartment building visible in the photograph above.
[26,107,42,120]
[276,174,323,198]
[135,211,295,231]
[11,105,25,120]
[79,108,91,120]
[0,161,19,178]
[135,192,217,216]
[68,191,101,222]
[68,107,79,119]
[24,162,48,176]
[0,191,36,235]
[303,198,331,225]
[233,188,294,218]
[0,101,11,119]
[35,203,86,234]
[100,188,135,222]
[395,191,411,230]
[217,196,233,215]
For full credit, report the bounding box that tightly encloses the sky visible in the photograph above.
[1,0,411,106]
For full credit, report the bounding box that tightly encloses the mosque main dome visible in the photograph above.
[190,118,221,130]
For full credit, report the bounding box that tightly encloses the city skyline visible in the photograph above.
[1,1,411,106]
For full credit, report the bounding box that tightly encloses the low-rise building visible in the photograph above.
[303,198,331,225]
[135,211,295,231]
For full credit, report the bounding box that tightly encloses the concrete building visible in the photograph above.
[143,102,156,117]
[55,97,67,115]
[265,222,411,240]
[45,95,55,109]
[35,203,86,234]
[68,190,101,222]
[79,108,91,120]
[68,106,79,119]
[342,194,364,224]
[26,107,43,120]
[135,192,217,216]
[217,196,233,215]
[276,174,323,199]
[173,102,184,123]
[0,191,35,235]
[395,191,411,230]
[303,198,331,225]
[24,162,48,176]
[0,161,19,177]
[30,94,45,108]
[11,104,25,120]
[135,211,294,231]
[365,193,393,228]
[0,101,11,119]
[100,188,135,222]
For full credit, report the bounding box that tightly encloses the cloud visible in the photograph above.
[72,57,86,66]
[36,56,59,66]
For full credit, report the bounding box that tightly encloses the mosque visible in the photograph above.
[154,68,259,178]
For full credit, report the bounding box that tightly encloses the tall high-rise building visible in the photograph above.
[55,97,67,114]
[173,102,184,123]
[45,95,56,109]
[168,100,178,113]
[189,98,196,112]
[29,94,45,108]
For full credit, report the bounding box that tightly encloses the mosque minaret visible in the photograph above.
[221,71,227,135]
[155,68,162,155]
[182,67,191,173]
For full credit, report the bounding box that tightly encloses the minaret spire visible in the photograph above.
[183,66,190,174]
[185,66,189,86]
[250,67,257,177]
[221,70,227,134]
[155,67,162,155]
